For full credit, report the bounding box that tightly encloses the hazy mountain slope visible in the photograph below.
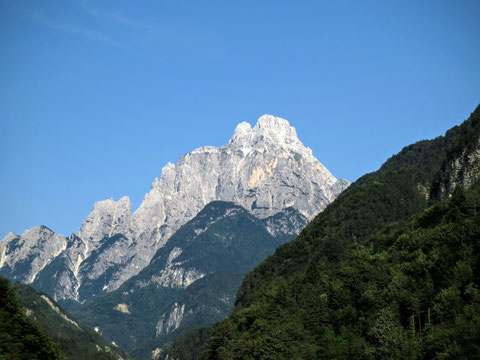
[72,201,303,353]
[200,105,480,359]
[0,115,348,306]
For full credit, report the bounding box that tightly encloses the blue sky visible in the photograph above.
[1,0,479,238]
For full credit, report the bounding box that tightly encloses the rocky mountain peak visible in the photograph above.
[77,196,132,245]
[256,115,299,149]
[230,122,252,145]
[230,114,300,150]
[150,162,177,193]
[255,114,297,138]
[2,232,17,243]
[24,225,55,238]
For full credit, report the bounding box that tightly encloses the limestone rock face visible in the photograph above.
[155,302,186,336]
[77,196,132,245]
[0,114,349,304]
[441,140,480,196]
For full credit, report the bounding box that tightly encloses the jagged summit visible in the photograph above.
[0,226,67,284]
[77,196,132,244]
[255,114,296,136]
[230,121,252,144]
[230,114,300,149]
[1,114,350,303]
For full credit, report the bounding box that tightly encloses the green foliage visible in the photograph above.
[202,105,480,359]
[0,276,64,359]
[205,182,480,359]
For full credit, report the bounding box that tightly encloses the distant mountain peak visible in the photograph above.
[230,114,299,148]
[255,114,295,134]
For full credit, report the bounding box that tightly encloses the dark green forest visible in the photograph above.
[0,276,64,359]
[203,183,480,359]
[0,276,128,360]
[197,105,480,359]
[164,327,213,360]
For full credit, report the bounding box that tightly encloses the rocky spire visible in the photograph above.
[230,115,301,149]
[230,122,252,145]
[77,196,132,245]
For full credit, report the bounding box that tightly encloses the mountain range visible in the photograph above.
[0,114,349,358]
[0,115,348,308]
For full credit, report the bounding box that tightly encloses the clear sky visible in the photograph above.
[1,0,479,238]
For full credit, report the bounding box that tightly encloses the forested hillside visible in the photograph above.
[200,105,480,359]
[0,276,128,360]
[0,276,63,359]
